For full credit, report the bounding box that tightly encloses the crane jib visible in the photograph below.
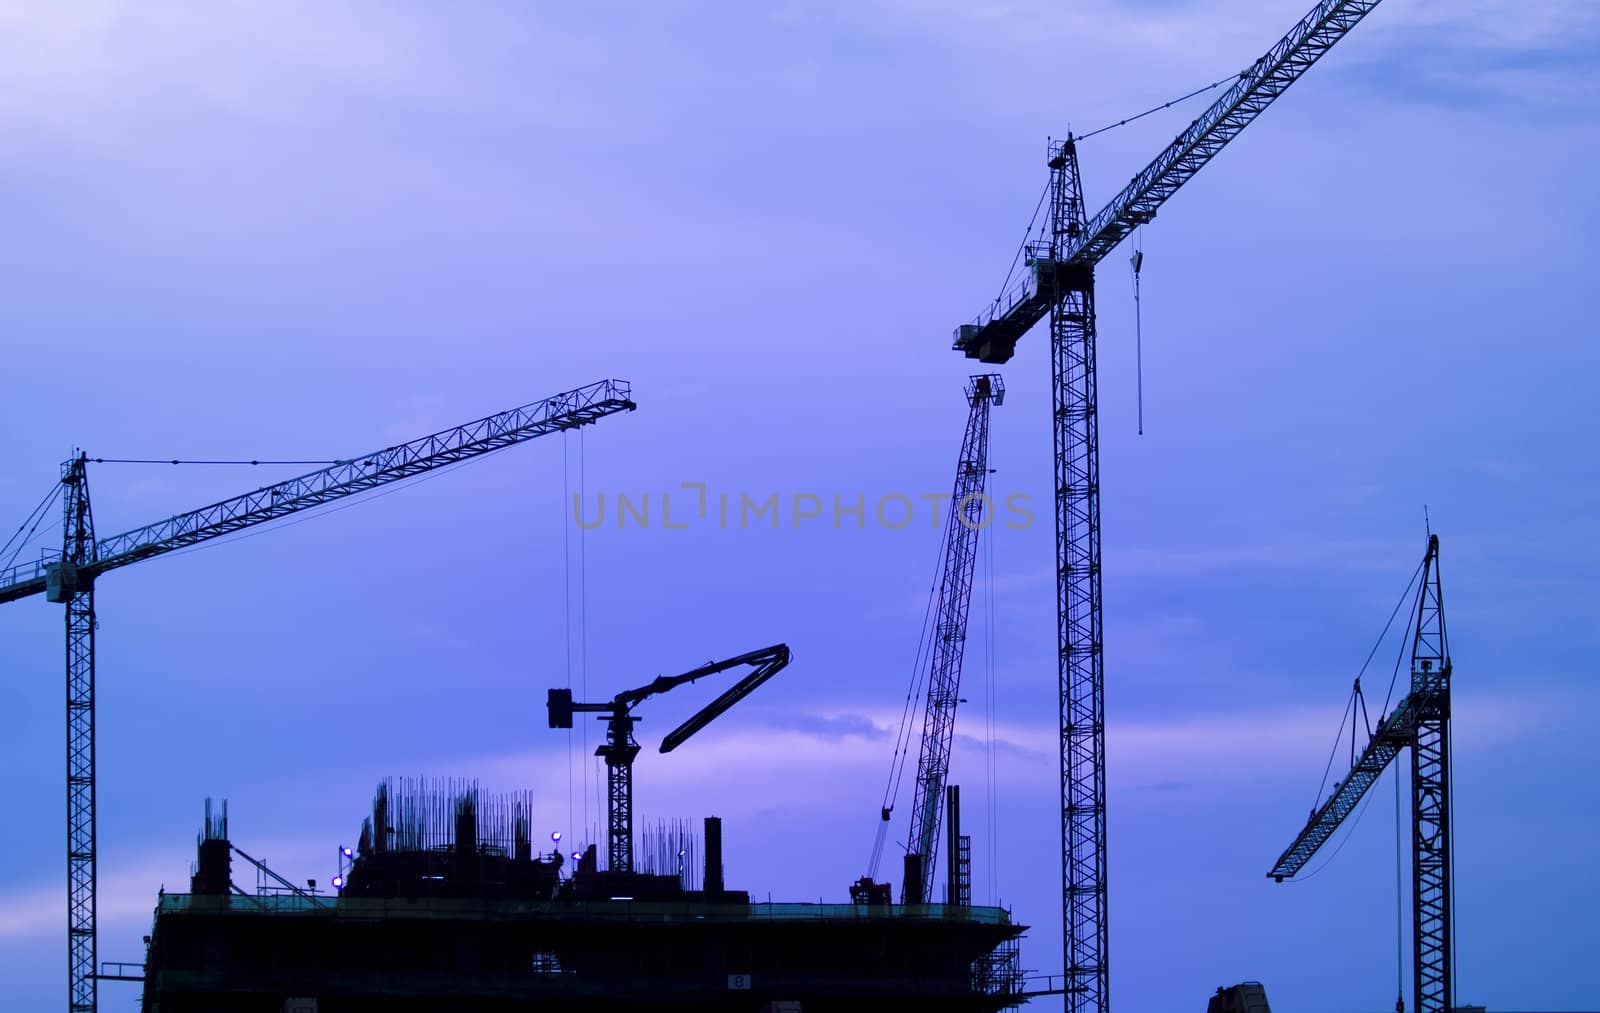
[0,379,634,603]
[951,0,1384,363]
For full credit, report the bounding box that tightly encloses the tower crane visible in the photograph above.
[948,2,1386,1008]
[0,379,636,1013]
[545,643,793,874]
[869,374,1003,903]
[1269,535,1453,1013]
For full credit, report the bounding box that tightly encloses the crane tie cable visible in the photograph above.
[993,72,1233,313]
[1308,554,1426,810]
[2,480,64,571]
[1077,74,1237,142]
[89,457,343,466]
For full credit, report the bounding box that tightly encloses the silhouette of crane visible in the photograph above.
[0,380,635,1012]
[949,3,1389,1008]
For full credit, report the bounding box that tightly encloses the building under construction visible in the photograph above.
[138,782,1025,1012]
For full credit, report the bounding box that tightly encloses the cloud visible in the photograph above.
[765,712,889,740]
[451,681,1582,823]
[0,829,358,943]
[1106,686,1584,794]
[0,3,599,139]
[952,730,1050,760]
[1117,535,1418,578]
[855,0,1600,121]
[0,686,1573,947]
[0,853,176,941]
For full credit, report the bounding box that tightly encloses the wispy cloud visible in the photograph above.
[444,683,1581,825]
[0,829,356,943]
[1,852,178,941]
[0,687,1574,947]
[1117,535,1417,578]
[766,712,889,740]
[855,0,1600,118]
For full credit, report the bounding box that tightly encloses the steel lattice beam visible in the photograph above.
[1410,542,1451,1013]
[62,458,96,1013]
[1270,536,1452,1013]
[603,718,640,874]
[1270,701,1410,880]
[906,374,1003,901]
[0,380,636,605]
[5,382,636,1013]
[1047,139,1109,1013]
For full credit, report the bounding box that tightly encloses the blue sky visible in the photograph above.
[2,1,1598,1010]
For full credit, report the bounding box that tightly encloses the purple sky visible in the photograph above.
[2,2,1598,1011]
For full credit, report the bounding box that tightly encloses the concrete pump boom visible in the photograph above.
[547,644,793,875]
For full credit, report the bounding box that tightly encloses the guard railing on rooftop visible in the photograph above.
[155,893,1015,925]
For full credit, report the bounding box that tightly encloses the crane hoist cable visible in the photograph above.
[563,431,577,856]
[981,506,1000,903]
[1395,759,1405,1012]
[579,429,594,844]
[1130,236,1145,435]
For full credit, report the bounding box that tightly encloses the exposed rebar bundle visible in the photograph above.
[364,778,537,857]
[637,818,700,890]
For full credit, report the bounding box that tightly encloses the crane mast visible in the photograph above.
[3,379,635,1013]
[1045,139,1110,1013]
[1270,535,1453,1013]
[61,458,97,1013]
[905,374,1003,902]
[948,3,1388,1009]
